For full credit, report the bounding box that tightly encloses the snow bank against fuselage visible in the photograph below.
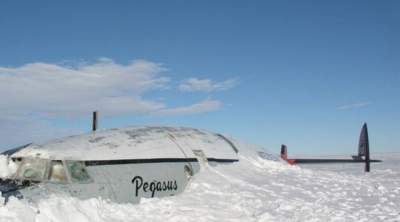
[0,155,17,178]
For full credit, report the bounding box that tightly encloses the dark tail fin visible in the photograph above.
[358,123,370,172]
[92,111,98,132]
[280,144,288,160]
[358,123,368,157]
[280,144,296,165]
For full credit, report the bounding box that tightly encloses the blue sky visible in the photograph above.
[0,0,399,155]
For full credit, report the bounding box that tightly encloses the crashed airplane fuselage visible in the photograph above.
[0,126,278,204]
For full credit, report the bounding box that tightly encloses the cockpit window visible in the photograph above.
[17,158,48,181]
[48,160,67,183]
[65,161,91,183]
[15,158,91,184]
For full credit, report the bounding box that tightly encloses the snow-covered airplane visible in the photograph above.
[0,112,380,204]
[280,123,382,171]
[0,121,278,204]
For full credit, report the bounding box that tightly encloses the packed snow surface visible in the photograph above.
[0,152,399,221]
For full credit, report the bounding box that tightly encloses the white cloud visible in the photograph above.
[0,59,169,116]
[179,78,238,92]
[154,99,222,116]
[337,102,372,110]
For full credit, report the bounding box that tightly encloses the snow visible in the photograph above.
[0,155,17,179]
[0,151,399,221]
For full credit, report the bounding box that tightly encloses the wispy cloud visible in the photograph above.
[337,102,372,110]
[0,58,169,116]
[179,78,238,92]
[154,99,221,116]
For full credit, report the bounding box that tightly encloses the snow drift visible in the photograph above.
[0,149,399,221]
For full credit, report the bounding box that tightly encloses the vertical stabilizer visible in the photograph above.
[359,123,370,172]
[358,123,368,157]
[92,111,98,132]
[280,144,296,165]
[280,144,288,160]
